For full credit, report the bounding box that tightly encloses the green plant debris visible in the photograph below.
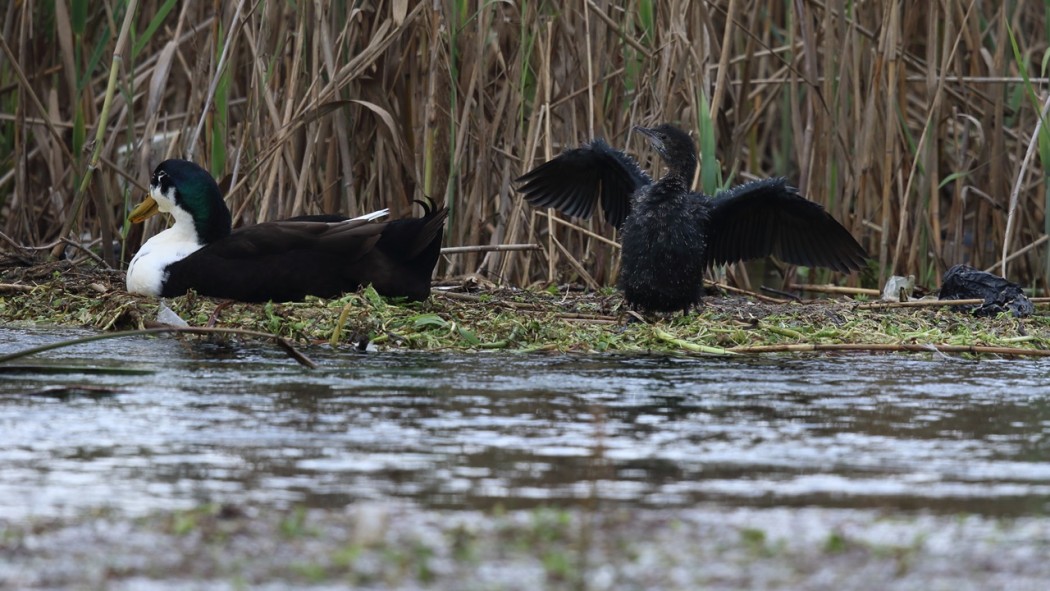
[2,261,1049,357]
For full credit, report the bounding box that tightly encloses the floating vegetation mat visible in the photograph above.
[2,261,1049,358]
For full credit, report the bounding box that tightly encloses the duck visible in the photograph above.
[516,123,867,314]
[126,159,447,302]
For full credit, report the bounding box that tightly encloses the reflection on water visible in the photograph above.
[1,326,1049,519]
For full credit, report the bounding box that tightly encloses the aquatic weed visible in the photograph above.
[2,264,1049,358]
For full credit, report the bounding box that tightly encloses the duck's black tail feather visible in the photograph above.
[377,196,448,264]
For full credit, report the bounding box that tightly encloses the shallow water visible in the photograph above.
[2,326,1049,520]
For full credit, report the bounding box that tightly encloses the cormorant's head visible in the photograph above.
[634,124,698,181]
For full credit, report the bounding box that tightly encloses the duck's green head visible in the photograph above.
[129,159,232,244]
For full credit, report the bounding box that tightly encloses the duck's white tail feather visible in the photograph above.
[352,208,389,222]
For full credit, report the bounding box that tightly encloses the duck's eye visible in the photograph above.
[151,170,170,191]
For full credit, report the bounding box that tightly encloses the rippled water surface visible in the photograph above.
[3,326,1049,520]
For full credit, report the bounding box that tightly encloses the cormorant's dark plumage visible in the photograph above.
[516,124,867,313]
[127,159,447,303]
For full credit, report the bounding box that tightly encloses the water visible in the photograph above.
[2,326,1050,520]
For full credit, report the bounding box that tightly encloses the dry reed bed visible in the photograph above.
[2,1,1050,293]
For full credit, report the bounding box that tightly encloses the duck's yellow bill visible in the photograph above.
[128,196,160,223]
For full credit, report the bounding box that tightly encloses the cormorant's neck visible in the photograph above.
[650,173,691,203]
[667,153,697,184]
[652,154,696,196]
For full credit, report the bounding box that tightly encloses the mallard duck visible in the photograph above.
[126,159,447,302]
[516,123,867,313]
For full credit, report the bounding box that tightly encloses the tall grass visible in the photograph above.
[3,1,1050,292]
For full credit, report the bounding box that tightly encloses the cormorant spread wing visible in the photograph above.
[705,178,867,273]
[515,138,651,229]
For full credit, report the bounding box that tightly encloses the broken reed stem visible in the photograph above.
[789,283,882,296]
[0,283,34,293]
[994,222,1050,275]
[441,244,540,254]
[727,343,1050,358]
[550,233,600,290]
[654,328,737,355]
[548,215,620,248]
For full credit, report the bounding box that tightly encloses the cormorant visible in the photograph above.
[126,159,448,302]
[516,124,867,313]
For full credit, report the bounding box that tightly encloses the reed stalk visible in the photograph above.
[1,1,1050,294]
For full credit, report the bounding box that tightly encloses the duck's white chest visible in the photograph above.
[126,227,202,296]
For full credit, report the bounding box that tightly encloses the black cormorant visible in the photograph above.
[516,123,867,313]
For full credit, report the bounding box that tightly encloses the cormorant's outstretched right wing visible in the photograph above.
[705,178,867,273]
[515,138,651,229]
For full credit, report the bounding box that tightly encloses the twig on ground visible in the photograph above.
[441,244,541,254]
[0,326,317,368]
[789,283,881,297]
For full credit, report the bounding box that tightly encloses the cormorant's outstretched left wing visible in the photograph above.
[515,138,651,229]
[705,178,867,273]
